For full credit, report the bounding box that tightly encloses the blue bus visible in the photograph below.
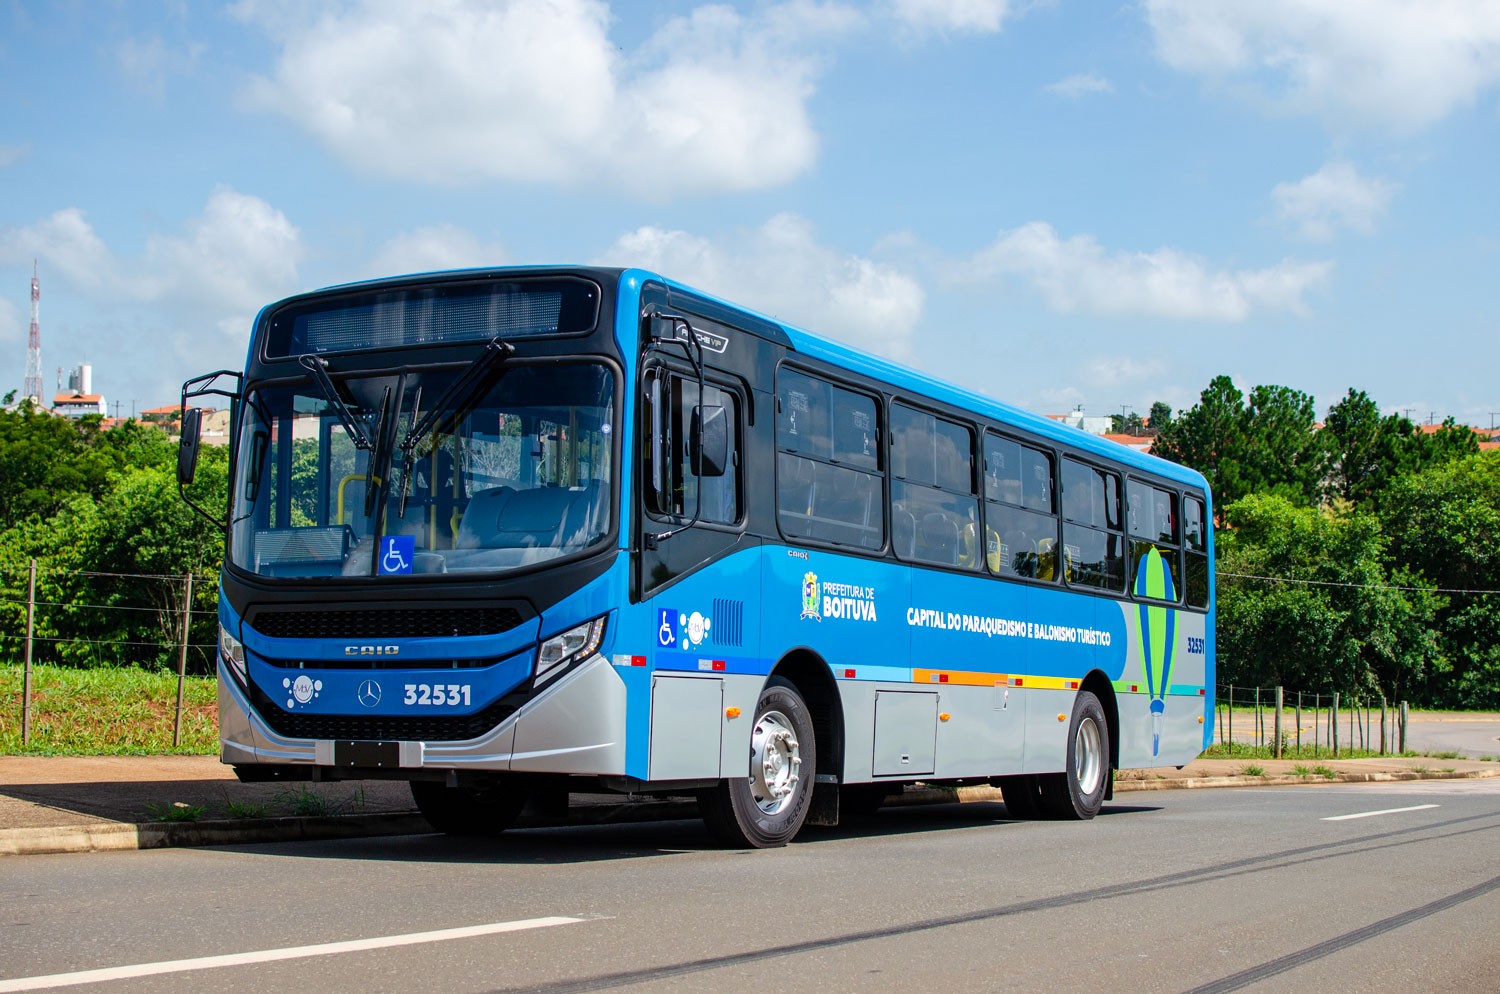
[177,266,1214,847]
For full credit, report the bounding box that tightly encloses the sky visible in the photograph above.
[1,0,1498,427]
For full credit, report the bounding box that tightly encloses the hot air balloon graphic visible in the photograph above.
[1131,547,1178,756]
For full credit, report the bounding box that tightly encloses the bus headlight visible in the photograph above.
[535,617,606,687]
[219,624,247,683]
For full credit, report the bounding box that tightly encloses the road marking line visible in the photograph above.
[1322,804,1440,822]
[0,916,585,993]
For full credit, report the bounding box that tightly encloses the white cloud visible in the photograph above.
[885,0,1011,35]
[963,221,1333,320]
[237,0,845,198]
[596,213,925,359]
[1046,73,1113,98]
[1081,356,1167,388]
[0,208,116,295]
[1271,162,1398,241]
[1145,0,1500,130]
[142,187,303,315]
[367,225,509,278]
[1,189,302,324]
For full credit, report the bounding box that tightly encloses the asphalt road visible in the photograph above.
[4,780,1500,994]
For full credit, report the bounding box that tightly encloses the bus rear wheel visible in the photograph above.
[411,778,529,836]
[995,774,1045,819]
[699,677,817,848]
[1040,691,1109,820]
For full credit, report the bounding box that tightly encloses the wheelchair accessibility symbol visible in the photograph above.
[657,609,678,649]
[379,535,415,575]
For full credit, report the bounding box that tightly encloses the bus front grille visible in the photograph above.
[248,606,527,640]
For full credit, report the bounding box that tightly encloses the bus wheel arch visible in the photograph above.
[768,649,844,784]
[1080,669,1119,797]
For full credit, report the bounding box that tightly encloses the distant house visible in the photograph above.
[52,391,106,418]
[1099,432,1153,454]
[140,403,181,426]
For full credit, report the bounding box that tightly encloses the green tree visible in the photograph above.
[1379,452,1500,707]
[0,443,227,671]
[0,402,116,529]
[1152,376,1324,507]
[1216,493,1440,702]
[1148,400,1173,434]
[1323,391,1481,507]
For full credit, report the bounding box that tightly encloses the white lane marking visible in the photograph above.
[0,916,585,993]
[1322,804,1440,822]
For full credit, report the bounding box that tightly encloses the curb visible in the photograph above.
[4,769,1495,857]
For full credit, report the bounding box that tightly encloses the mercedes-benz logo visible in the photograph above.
[356,680,382,708]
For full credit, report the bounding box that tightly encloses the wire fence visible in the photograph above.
[2,561,218,748]
[1214,684,1409,759]
[1,563,1421,759]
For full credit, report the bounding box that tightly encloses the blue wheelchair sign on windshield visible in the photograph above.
[379,535,415,575]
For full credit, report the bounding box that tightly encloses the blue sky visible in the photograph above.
[2,0,1497,426]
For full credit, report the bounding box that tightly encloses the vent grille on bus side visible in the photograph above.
[248,682,519,742]
[711,599,744,647]
[248,606,527,640]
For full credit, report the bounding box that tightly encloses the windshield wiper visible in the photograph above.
[299,354,373,450]
[394,339,514,519]
[399,338,515,461]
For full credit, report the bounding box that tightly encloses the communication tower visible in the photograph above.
[23,261,42,405]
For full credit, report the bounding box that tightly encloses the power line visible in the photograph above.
[1217,570,1500,596]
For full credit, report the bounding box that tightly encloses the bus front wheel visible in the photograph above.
[1040,691,1109,820]
[700,677,817,848]
[411,778,529,836]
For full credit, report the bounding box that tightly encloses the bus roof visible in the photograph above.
[272,264,1208,494]
[637,268,1209,494]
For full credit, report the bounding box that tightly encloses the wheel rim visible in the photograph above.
[1074,715,1104,796]
[748,709,802,816]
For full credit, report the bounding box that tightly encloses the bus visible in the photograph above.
[177,266,1214,848]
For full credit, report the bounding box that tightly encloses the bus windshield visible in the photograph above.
[228,361,615,579]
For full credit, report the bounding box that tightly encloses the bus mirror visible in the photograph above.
[646,313,677,341]
[177,408,203,486]
[691,405,729,477]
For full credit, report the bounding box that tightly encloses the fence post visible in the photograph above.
[173,572,193,748]
[1380,696,1387,755]
[1254,687,1262,747]
[1295,692,1303,755]
[1333,692,1340,757]
[1399,700,1408,753]
[22,559,36,746]
[1274,686,1283,759]
[1227,685,1234,755]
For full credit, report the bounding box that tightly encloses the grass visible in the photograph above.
[1,663,217,755]
[144,801,206,823]
[1292,764,1312,776]
[1312,765,1338,779]
[222,799,272,820]
[1204,742,1387,760]
[1238,764,1266,776]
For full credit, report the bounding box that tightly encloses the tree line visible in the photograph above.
[1146,377,1495,708]
[3,379,1498,706]
[0,396,225,672]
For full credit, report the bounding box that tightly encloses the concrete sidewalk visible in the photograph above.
[3,753,1497,857]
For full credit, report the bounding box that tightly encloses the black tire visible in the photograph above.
[700,677,817,848]
[410,778,529,836]
[1039,691,1109,820]
[995,774,1046,820]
